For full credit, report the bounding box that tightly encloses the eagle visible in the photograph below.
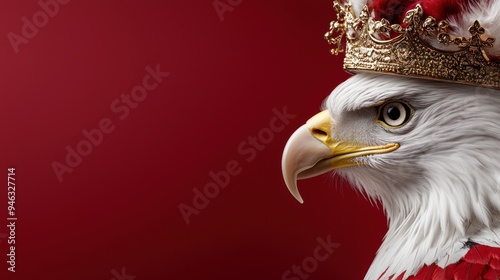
[281,0,500,279]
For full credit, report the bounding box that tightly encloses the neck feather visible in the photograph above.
[364,168,500,280]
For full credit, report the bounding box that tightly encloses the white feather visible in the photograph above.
[449,0,500,58]
[429,0,500,56]
[325,73,500,279]
[348,0,370,17]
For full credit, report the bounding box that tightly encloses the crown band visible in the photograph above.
[324,1,500,89]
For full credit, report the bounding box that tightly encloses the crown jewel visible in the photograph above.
[324,1,500,89]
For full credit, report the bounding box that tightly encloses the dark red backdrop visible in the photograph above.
[0,1,387,279]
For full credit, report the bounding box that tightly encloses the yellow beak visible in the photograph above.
[281,110,399,203]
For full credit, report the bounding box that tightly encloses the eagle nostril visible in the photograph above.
[312,128,328,140]
[306,110,332,143]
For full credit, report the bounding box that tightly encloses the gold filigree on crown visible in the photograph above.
[324,1,500,89]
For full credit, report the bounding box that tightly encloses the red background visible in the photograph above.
[0,1,387,279]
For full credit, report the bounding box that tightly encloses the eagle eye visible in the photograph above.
[377,101,413,128]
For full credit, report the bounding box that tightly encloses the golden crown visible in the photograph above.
[324,1,500,89]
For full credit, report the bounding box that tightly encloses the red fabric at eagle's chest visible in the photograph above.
[389,245,500,279]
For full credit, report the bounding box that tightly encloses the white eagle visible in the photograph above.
[281,0,500,279]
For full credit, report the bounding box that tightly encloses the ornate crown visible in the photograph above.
[324,0,500,89]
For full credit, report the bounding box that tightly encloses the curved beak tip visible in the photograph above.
[284,180,304,204]
[295,195,305,204]
[281,167,305,204]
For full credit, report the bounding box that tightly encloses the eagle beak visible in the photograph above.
[281,110,399,203]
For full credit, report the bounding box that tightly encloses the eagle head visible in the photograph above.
[282,73,500,278]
